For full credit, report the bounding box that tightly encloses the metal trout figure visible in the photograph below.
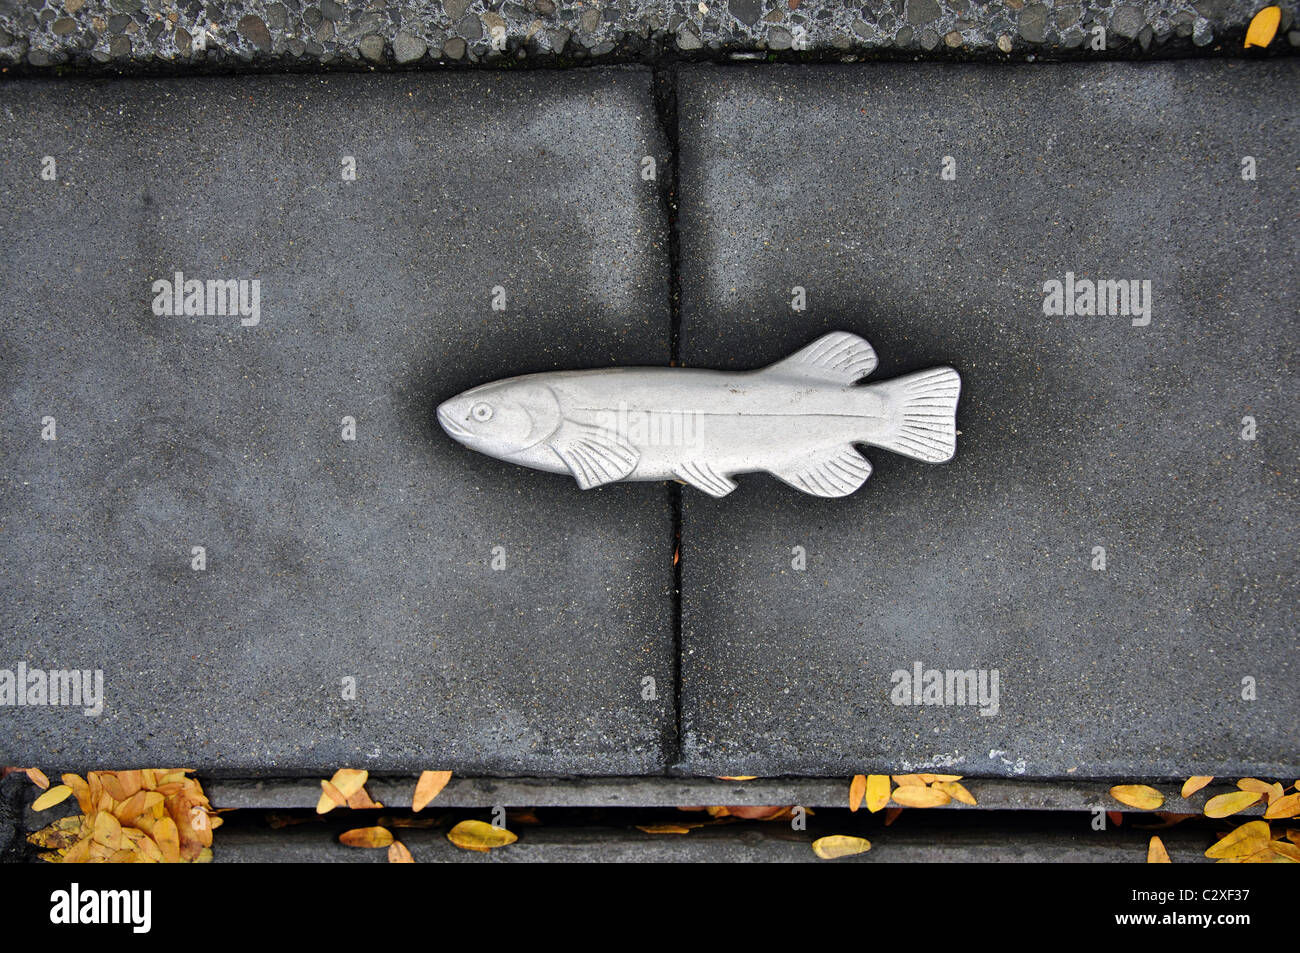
[436,331,961,498]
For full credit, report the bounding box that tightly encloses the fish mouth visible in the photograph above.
[437,406,471,439]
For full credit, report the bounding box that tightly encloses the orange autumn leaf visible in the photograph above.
[24,768,50,789]
[637,823,698,834]
[883,807,903,826]
[1264,792,1300,820]
[1181,776,1213,798]
[1147,836,1171,863]
[848,775,867,812]
[717,776,757,781]
[339,826,394,848]
[413,771,453,812]
[62,774,91,813]
[388,840,414,863]
[1244,5,1281,48]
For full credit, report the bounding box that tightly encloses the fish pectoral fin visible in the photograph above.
[550,422,639,490]
[673,461,738,498]
[770,445,873,497]
[761,331,878,385]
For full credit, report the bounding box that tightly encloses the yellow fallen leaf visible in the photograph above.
[1237,778,1273,795]
[339,826,394,848]
[345,786,382,810]
[1268,840,1300,862]
[812,835,871,859]
[848,774,866,812]
[1244,5,1281,48]
[62,774,91,813]
[1147,835,1171,863]
[636,823,698,834]
[1181,776,1213,798]
[1205,820,1270,859]
[388,840,415,863]
[1110,785,1164,810]
[717,776,757,781]
[447,819,517,852]
[934,780,977,805]
[136,835,163,863]
[32,785,73,812]
[865,774,891,814]
[892,774,928,786]
[413,770,453,812]
[26,816,82,851]
[919,774,963,783]
[92,811,122,850]
[316,780,347,814]
[329,768,368,799]
[1264,792,1300,819]
[1204,791,1261,819]
[891,785,952,808]
[153,817,181,862]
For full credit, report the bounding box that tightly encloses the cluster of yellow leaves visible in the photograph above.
[317,768,383,813]
[1203,778,1299,864]
[333,769,478,862]
[1109,776,1299,864]
[1245,6,1281,48]
[848,773,976,812]
[27,769,220,863]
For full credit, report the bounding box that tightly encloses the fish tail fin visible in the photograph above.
[871,366,961,463]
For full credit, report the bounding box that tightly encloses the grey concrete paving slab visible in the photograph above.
[0,68,674,774]
[676,61,1299,779]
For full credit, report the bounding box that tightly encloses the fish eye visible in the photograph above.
[471,402,493,422]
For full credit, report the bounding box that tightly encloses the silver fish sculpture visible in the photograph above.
[436,331,960,498]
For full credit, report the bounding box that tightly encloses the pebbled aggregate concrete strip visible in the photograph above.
[0,0,1297,72]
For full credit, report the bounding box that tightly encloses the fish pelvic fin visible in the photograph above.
[770,445,873,498]
[674,460,738,498]
[550,421,639,489]
[871,366,961,464]
[762,331,878,386]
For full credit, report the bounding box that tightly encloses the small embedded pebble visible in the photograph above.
[393,31,426,62]
[359,33,385,61]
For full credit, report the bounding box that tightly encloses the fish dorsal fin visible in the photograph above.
[762,331,878,385]
[550,421,639,490]
[674,460,738,498]
[769,445,873,497]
